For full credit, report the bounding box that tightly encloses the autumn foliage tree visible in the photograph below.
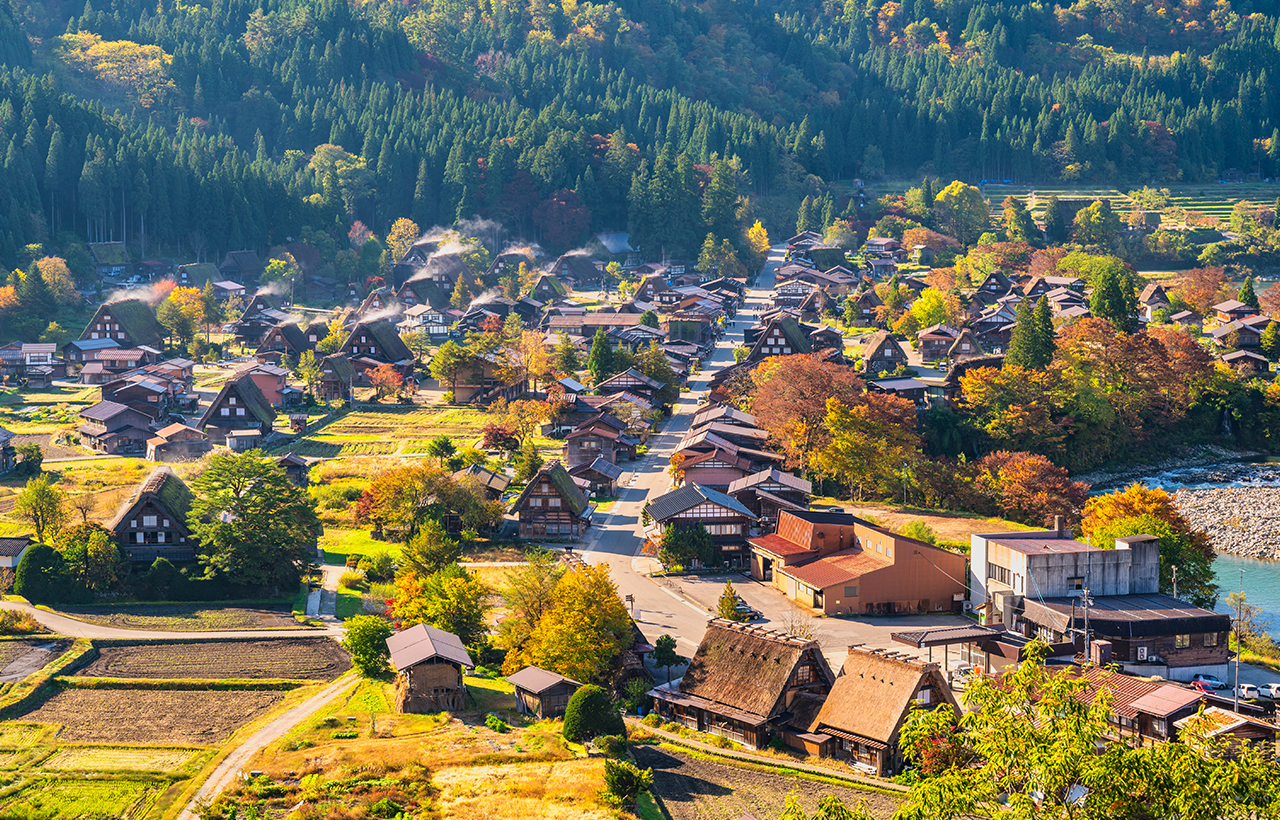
[971,451,1089,526]
[510,563,634,683]
[369,363,404,401]
[750,355,864,474]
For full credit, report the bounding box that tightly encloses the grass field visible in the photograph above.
[42,746,201,772]
[76,639,351,681]
[981,182,1280,227]
[0,778,160,818]
[320,527,395,565]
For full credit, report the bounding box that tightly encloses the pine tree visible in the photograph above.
[1042,196,1066,243]
[450,272,473,310]
[922,176,934,206]
[795,196,812,233]
[1238,275,1259,310]
[17,263,54,322]
[1006,297,1039,369]
[587,328,613,384]
[553,332,580,374]
[1262,321,1280,362]
[1089,267,1139,333]
[717,580,743,621]
[1033,296,1056,365]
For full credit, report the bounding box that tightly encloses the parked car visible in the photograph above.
[1237,683,1260,700]
[950,663,977,691]
[1190,681,1214,694]
[1259,683,1280,699]
[732,595,761,621]
[1192,673,1228,690]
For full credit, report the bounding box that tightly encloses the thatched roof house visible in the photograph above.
[108,466,196,562]
[807,645,959,775]
[649,619,834,750]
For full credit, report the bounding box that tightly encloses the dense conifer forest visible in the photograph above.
[1,0,1279,266]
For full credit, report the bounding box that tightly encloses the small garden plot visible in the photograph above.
[77,639,351,681]
[21,689,284,744]
[0,777,159,819]
[42,746,200,772]
[58,604,305,632]
[0,724,44,748]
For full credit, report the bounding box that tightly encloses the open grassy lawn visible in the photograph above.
[320,527,396,565]
[277,406,496,459]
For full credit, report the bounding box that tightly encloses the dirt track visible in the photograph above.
[633,745,902,820]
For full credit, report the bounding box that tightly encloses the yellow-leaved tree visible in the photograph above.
[515,564,634,683]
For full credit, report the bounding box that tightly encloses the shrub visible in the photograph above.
[767,736,787,751]
[369,798,404,819]
[562,684,625,741]
[641,713,662,728]
[485,714,509,733]
[357,549,396,582]
[14,542,87,604]
[603,759,653,807]
[709,734,733,749]
[594,734,628,758]
[0,609,43,635]
[340,615,394,677]
[330,730,359,739]
[901,520,937,545]
[661,722,681,733]
[339,571,365,590]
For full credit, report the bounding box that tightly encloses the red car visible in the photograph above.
[1189,681,1214,694]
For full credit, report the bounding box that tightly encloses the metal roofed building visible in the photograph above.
[386,623,475,713]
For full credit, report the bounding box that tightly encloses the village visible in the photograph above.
[0,198,1275,819]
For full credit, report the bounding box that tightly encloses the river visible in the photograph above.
[1125,461,1280,634]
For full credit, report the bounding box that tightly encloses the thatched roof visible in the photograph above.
[95,299,162,346]
[509,460,590,517]
[108,466,194,532]
[809,646,958,746]
[197,375,276,429]
[678,619,830,722]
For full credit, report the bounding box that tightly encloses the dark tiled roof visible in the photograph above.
[80,400,134,422]
[506,665,581,693]
[0,537,31,557]
[645,484,756,523]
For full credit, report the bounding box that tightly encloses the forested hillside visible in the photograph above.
[1,0,1280,268]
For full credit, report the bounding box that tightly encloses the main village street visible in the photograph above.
[577,247,974,671]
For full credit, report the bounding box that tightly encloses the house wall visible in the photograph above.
[972,532,1159,607]
[565,433,615,468]
[115,497,194,562]
[394,658,466,712]
[516,478,585,539]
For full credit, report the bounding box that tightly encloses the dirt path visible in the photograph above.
[177,675,357,820]
[633,745,904,820]
[0,641,64,682]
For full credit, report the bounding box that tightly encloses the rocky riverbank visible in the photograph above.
[1174,487,1280,559]
[1076,445,1261,490]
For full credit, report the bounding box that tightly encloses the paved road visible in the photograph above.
[577,247,972,669]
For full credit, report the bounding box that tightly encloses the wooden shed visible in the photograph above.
[506,666,583,719]
[386,623,474,713]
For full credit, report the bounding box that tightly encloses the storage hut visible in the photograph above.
[387,623,474,713]
[506,666,583,719]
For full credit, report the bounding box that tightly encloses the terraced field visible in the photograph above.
[21,688,285,744]
[42,746,201,772]
[984,182,1280,229]
[77,639,351,681]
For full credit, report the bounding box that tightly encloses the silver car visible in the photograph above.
[1259,683,1280,699]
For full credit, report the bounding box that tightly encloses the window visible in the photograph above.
[844,585,859,597]
[987,564,1010,585]
[529,497,542,507]
[1175,634,1190,649]
[229,397,237,405]
[917,688,932,704]
[236,408,245,416]
[1067,576,1084,591]
[549,497,561,508]
[220,408,230,416]
[156,532,165,543]
[143,515,157,527]
[793,665,814,684]
[1204,632,1219,647]
[582,439,600,450]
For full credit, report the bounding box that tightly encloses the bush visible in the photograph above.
[709,734,733,749]
[603,759,653,807]
[339,571,365,590]
[562,684,625,741]
[0,609,43,634]
[640,713,662,728]
[330,730,359,739]
[369,798,404,819]
[594,734,628,758]
[340,615,394,677]
[901,520,938,545]
[357,549,396,582]
[767,736,787,751]
[14,543,88,605]
[485,714,509,733]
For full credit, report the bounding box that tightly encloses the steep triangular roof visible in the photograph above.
[509,460,590,516]
[321,353,355,384]
[346,318,413,363]
[197,375,276,429]
[96,299,161,346]
[386,623,474,671]
[108,466,194,532]
[400,279,451,310]
[809,647,958,746]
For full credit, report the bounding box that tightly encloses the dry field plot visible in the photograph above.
[60,604,304,631]
[432,760,619,820]
[634,746,901,820]
[0,641,60,670]
[78,639,351,680]
[42,746,200,772]
[21,688,284,744]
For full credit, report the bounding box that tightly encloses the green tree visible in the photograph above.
[717,579,745,621]
[14,475,65,543]
[295,350,322,396]
[638,310,659,328]
[1262,321,1280,361]
[895,644,1280,820]
[1071,199,1123,249]
[200,280,224,341]
[425,435,456,467]
[1042,196,1067,244]
[13,542,76,604]
[317,317,347,355]
[13,443,42,477]
[1089,265,1139,333]
[341,614,393,677]
[1033,295,1056,364]
[58,527,124,591]
[1007,297,1053,369]
[188,450,321,592]
[16,263,54,322]
[1002,196,1040,246]
[563,684,626,741]
[494,549,565,669]
[1238,275,1260,310]
[652,633,684,683]
[430,340,473,396]
[587,328,614,384]
[392,564,491,648]
[701,157,739,242]
[157,298,195,346]
[658,523,714,567]
[932,181,990,246]
[603,758,653,808]
[553,332,580,374]
[513,439,544,482]
[401,518,461,576]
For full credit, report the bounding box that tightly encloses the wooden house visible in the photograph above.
[727,469,813,532]
[256,323,313,363]
[868,377,928,406]
[108,467,197,562]
[88,242,129,277]
[507,666,583,719]
[1222,349,1270,375]
[318,354,355,402]
[196,376,276,445]
[145,423,211,462]
[974,271,1011,295]
[1214,300,1258,323]
[861,331,908,376]
[387,624,474,713]
[947,328,983,361]
[595,367,665,406]
[277,452,310,486]
[745,315,813,364]
[676,447,757,490]
[916,324,959,361]
[396,278,450,312]
[568,456,625,497]
[643,484,758,568]
[452,464,510,500]
[510,461,592,539]
[547,254,601,288]
[805,647,959,774]
[635,274,673,303]
[399,303,451,337]
[1139,283,1171,321]
[340,319,414,377]
[1210,321,1263,350]
[78,299,163,348]
[1174,706,1278,756]
[231,294,292,346]
[692,405,757,429]
[0,537,32,569]
[649,620,835,750]
[218,250,264,283]
[530,274,568,303]
[77,400,154,454]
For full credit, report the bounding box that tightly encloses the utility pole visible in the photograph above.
[902,462,908,507]
[1171,564,1178,600]
[1235,567,1244,713]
